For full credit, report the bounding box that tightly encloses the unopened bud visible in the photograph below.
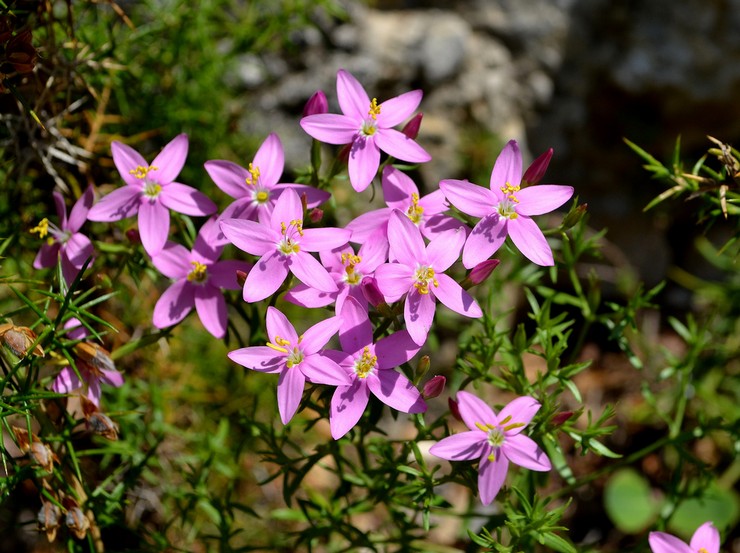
[422,375,446,399]
[416,355,431,380]
[73,342,115,374]
[401,113,423,140]
[551,411,574,426]
[338,143,351,164]
[448,398,462,421]
[80,396,119,440]
[38,500,61,542]
[522,147,553,186]
[125,228,140,244]
[0,323,44,358]
[462,259,501,289]
[236,270,248,288]
[303,90,328,117]
[309,208,324,224]
[560,202,587,230]
[360,276,385,308]
[62,497,90,540]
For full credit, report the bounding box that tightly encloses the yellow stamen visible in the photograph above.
[187,261,208,283]
[255,190,269,203]
[500,182,521,203]
[503,422,525,432]
[246,163,260,186]
[368,98,381,120]
[355,346,377,379]
[488,451,496,462]
[406,193,424,224]
[475,422,488,432]
[266,336,291,354]
[30,218,49,239]
[499,415,512,425]
[129,165,158,179]
[414,266,438,295]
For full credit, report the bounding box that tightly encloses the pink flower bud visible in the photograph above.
[469,259,500,285]
[360,276,385,308]
[303,90,328,117]
[309,208,324,223]
[522,147,553,186]
[551,411,574,426]
[448,397,462,421]
[125,228,140,244]
[416,355,431,379]
[422,375,446,399]
[402,113,423,140]
[236,270,248,288]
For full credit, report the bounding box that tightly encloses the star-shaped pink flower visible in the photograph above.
[88,134,217,256]
[440,140,573,267]
[430,391,552,505]
[300,69,431,192]
[649,522,720,553]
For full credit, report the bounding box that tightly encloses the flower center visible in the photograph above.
[245,163,271,205]
[277,220,303,256]
[497,182,520,220]
[130,165,162,198]
[341,253,363,286]
[354,346,377,379]
[413,265,438,295]
[360,98,381,137]
[187,261,208,283]
[286,346,304,368]
[130,165,158,180]
[406,193,425,225]
[30,218,67,245]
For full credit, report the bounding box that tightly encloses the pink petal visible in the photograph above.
[204,159,249,199]
[422,213,470,241]
[274,184,331,209]
[243,252,289,302]
[382,165,418,209]
[374,330,421,369]
[34,243,59,269]
[61,256,82,286]
[87,186,141,222]
[111,141,148,187]
[498,396,541,435]
[426,227,465,272]
[194,285,228,338]
[151,241,191,279]
[429,431,487,461]
[151,133,188,184]
[100,369,124,388]
[502,435,551,471]
[53,366,82,394]
[253,133,284,188]
[374,262,413,302]
[516,185,574,216]
[228,346,283,373]
[439,179,496,218]
[404,290,435,346]
[346,209,391,244]
[192,216,223,261]
[300,227,352,252]
[86,378,102,406]
[376,89,423,128]
[649,533,693,553]
[338,296,373,353]
[300,354,349,386]
[330,379,370,439]
[690,522,720,553]
[220,218,277,257]
[348,137,380,192]
[271,188,303,230]
[138,200,170,256]
[63,233,94,269]
[68,186,95,232]
[374,128,430,163]
[433,273,482,318]
[367,370,426,413]
[290,252,338,293]
[478,452,509,505]
[490,140,522,190]
[337,69,370,121]
[52,191,68,228]
[265,306,299,345]
[284,283,336,309]
[159,183,217,216]
[462,214,508,269]
[457,391,497,431]
[417,189,448,216]
[300,113,359,144]
[152,279,195,329]
[508,216,554,266]
[387,210,426,264]
[208,260,251,290]
[277,368,306,424]
[300,316,341,354]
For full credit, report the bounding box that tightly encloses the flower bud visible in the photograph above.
[125,228,140,244]
[360,276,385,308]
[416,355,431,380]
[522,147,553,186]
[236,270,248,288]
[462,259,501,289]
[560,202,587,230]
[402,113,423,140]
[62,497,90,540]
[309,207,324,224]
[0,323,44,358]
[38,499,61,542]
[303,90,328,117]
[551,411,574,426]
[448,398,462,421]
[80,396,119,440]
[73,342,115,375]
[422,375,446,399]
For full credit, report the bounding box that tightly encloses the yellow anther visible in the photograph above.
[187,261,208,283]
[290,220,304,237]
[246,163,260,185]
[406,193,425,224]
[286,347,304,368]
[30,218,49,239]
[475,422,488,432]
[368,97,381,120]
[129,165,158,179]
[503,422,525,432]
[414,266,438,295]
[355,346,377,379]
[500,182,521,203]
[500,415,512,425]
[488,451,497,462]
[266,335,291,354]
[255,190,269,203]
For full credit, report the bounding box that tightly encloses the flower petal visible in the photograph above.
[87,186,141,222]
[433,273,482,318]
[290,252,338,293]
[348,137,380,192]
[374,262,412,302]
[220,218,276,257]
[330,379,370,439]
[204,159,249,199]
[138,200,170,255]
[277,368,306,424]
[426,227,465,271]
[151,241,191,279]
[404,290,435,346]
[152,279,194,329]
[498,396,541,435]
[228,346,283,373]
[300,354,350,386]
[151,133,188,184]
[111,141,148,187]
[367,370,426,413]
[377,89,422,128]
[271,188,303,230]
[375,330,421,369]
[382,165,418,209]
[243,252,289,302]
[462,214,508,269]
[53,366,82,394]
[478,452,509,505]
[337,69,370,121]
[68,186,95,232]
[502,434,551,471]
[690,522,720,553]
[508,216,554,266]
[516,185,574,216]
[208,260,251,290]
[194,285,228,338]
[429,431,487,461]
[490,140,522,190]
[338,296,373,353]
[300,227,352,252]
[63,233,95,269]
[387,209,426,264]
[374,128,430,163]
[649,532,693,553]
[439,179,496,218]
[300,113,359,144]
[284,283,336,309]
[346,209,391,244]
[266,306,299,345]
[159,183,217,216]
[253,133,284,188]
[457,390,497,431]
[274,184,331,209]
[301,316,341,355]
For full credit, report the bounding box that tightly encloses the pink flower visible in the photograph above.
[227,307,350,424]
[649,522,720,553]
[220,188,351,303]
[440,140,573,267]
[151,217,251,339]
[87,134,217,256]
[300,69,431,192]
[374,210,482,346]
[326,297,425,439]
[303,90,329,117]
[430,391,552,505]
[347,166,467,249]
[53,342,124,407]
[31,187,95,285]
[204,133,330,244]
